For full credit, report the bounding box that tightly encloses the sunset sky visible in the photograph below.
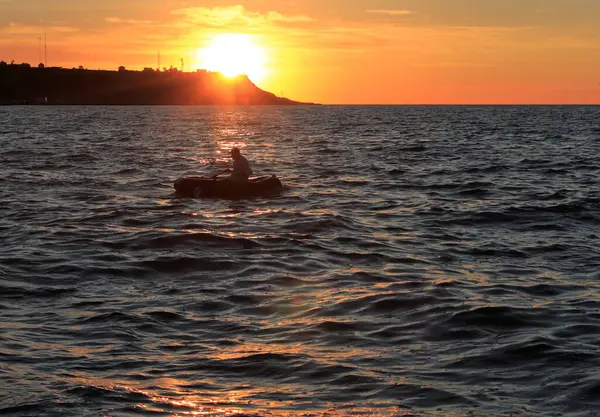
[1,0,599,104]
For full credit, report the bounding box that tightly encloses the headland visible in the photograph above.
[0,61,315,105]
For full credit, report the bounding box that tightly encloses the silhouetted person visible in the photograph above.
[226,147,253,182]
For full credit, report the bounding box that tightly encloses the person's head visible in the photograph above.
[231,147,241,159]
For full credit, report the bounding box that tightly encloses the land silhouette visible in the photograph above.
[0,61,314,105]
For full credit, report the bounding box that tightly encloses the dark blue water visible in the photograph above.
[1,105,599,417]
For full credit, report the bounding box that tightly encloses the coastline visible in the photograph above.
[0,62,318,106]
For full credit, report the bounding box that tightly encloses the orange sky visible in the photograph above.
[1,0,599,104]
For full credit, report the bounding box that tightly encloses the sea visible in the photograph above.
[1,105,599,417]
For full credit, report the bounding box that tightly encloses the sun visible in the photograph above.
[195,34,268,83]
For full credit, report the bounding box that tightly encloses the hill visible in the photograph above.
[0,61,315,105]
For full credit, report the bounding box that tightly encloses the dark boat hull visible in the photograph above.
[174,175,283,199]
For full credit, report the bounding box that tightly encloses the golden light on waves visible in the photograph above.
[195,34,268,83]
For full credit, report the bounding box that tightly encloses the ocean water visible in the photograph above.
[1,105,599,417]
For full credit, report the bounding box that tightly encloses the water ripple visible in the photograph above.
[1,105,600,417]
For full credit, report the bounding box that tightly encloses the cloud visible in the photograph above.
[105,17,156,25]
[265,11,314,23]
[171,5,314,29]
[367,9,413,16]
[0,22,79,37]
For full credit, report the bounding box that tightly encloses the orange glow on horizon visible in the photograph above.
[194,34,268,84]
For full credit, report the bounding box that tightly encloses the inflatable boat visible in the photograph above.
[174,175,283,199]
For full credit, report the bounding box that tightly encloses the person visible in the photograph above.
[226,147,253,182]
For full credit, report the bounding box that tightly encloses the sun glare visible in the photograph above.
[195,34,268,84]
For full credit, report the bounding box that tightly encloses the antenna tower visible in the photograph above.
[44,30,47,66]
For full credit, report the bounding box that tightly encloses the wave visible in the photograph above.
[0,283,77,300]
[2,105,600,417]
